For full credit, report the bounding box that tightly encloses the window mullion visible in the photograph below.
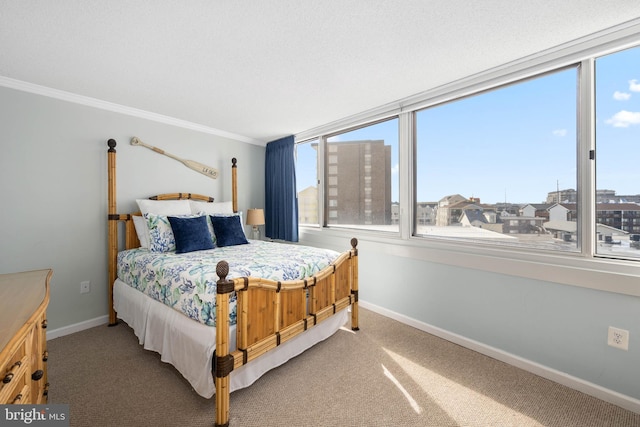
[399,112,412,240]
[579,59,596,257]
[318,136,326,227]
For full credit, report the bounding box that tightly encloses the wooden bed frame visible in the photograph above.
[106,139,359,426]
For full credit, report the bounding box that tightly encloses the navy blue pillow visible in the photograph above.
[168,215,215,254]
[209,215,249,247]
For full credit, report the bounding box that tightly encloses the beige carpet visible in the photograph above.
[47,308,640,427]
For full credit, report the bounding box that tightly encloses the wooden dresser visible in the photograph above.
[0,269,51,404]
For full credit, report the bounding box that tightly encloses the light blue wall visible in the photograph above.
[0,86,265,330]
[352,239,640,401]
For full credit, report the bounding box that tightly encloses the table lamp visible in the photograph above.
[246,208,265,240]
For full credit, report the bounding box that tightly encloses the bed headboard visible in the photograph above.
[123,193,218,251]
[106,139,238,325]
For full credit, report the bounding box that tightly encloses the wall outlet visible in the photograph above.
[80,280,91,294]
[607,326,629,350]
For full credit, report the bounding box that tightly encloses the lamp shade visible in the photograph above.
[246,208,265,226]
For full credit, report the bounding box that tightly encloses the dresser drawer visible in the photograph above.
[0,352,30,404]
[10,383,31,404]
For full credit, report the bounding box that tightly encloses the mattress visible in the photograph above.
[117,240,340,326]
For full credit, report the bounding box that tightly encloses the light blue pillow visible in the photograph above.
[209,215,249,247]
[145,212,176,252]
[145,212,202,252]
[168,215,215,254]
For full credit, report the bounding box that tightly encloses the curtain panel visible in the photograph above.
[265,135,299,242]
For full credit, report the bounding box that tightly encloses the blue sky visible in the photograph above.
[297,45,640,205]
[416,68,576,204]
[296,139,320,191]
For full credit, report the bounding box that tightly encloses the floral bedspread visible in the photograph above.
[117,240,340,327]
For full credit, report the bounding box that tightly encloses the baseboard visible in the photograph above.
[46,315,110,340]
[359,300,640,414]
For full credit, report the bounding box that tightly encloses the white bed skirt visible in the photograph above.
[113,278,349,398]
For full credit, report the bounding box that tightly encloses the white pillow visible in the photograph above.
[136,199,191,216]
[189,200,234,215]
[132,215,150,248]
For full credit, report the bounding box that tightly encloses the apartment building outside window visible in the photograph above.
[324,118,398,231]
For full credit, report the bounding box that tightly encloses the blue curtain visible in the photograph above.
[265,135,299,242]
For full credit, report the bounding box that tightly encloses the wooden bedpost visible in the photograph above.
[350,238,359,331]
[107,139,118,326]
[215,261,234,427]
[231,158,238,213]
[213,158,237,426]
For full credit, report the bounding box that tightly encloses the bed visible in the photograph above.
[106,139,359,426]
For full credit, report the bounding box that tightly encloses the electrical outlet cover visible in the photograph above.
[607,326,629,350]
[80,280,91,294]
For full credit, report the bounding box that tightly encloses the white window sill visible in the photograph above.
[299,226,640,297]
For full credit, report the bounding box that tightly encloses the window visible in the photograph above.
[296,34,640,267]
[415,68,578,252]
[595,45,640,259]
[295,139,319,226]
[324,118,399,232]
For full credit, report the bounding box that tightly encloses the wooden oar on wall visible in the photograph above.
[130,137,218,179]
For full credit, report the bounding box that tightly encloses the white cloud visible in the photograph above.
[629,79,640,92]
[391,163,399,175]
[605,110,640,127]
[613,91,631,101]
[552,129,567,137]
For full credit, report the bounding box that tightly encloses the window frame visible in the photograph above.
[294,26,640,297]
[411,65,582,255]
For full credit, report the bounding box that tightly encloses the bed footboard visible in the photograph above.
[213,238,359,427]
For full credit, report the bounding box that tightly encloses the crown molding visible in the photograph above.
[0,76,265,146]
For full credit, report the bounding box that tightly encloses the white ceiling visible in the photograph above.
[2,1,640,145]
